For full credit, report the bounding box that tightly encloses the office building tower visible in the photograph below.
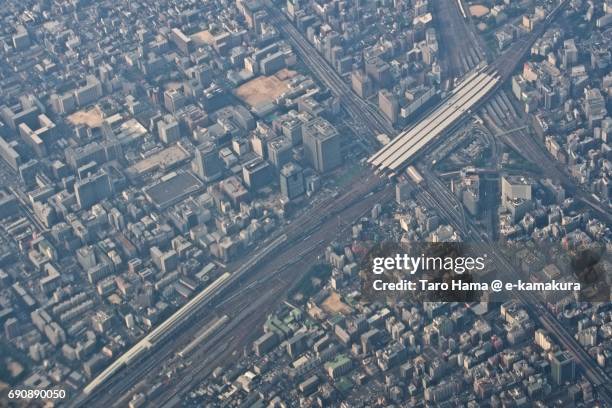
[351,70,374,98]
[562,39,578,68]
[151,247,179,273]
[501,176,532,207]
[501,175,533,222]
[378,89,399,125]
[551,351,575,386]
[164,88,187,113]
[267,137,293,169]
[75,75,103,107]
[157,115,181,144]
[170,28,194,55]
[194,142,223,182]
[366,57,392,87]
[50,92,77,115]
[0,136,21,171]
[303,118,342,173]
[242,158,273,190]
[17,114,55,158]
[584,88,607,128]
[280,162,305,200]
[75,170,112,209]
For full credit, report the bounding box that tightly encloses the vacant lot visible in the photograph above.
[191,30,215,46]
[67,106,104,128]
[235,69,296,107]
[469,4,490,17]
[321,291,351,315]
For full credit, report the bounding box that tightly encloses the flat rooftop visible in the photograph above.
[144,171,204,209]
[128,144,191,176]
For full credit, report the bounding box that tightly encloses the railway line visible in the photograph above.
[433,0,487,77]
[264,0,395,138]
[72,1,608,405]
[72,167,391,406]
[367,0,571,175]
[482,89,612,223]
[409,170,612,404]
[369,66,500,173]
[121,186,392,407]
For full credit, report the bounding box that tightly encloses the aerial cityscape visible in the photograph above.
[0,0,611,406]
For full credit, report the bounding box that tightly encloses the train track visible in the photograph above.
[411,171,612,405]
[73,169,390,406]
[264,0,395,138]
[143,186,395,407]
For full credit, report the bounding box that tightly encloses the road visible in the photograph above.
[74,0,610,404]
[409,170,612,404]
[148,186,394,407]
[263,0,395,139]
[157,2,611,404]
[73,168,392,407]
[483,89,612,224]
[492,0,569,81]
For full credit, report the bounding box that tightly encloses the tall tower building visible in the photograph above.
[193,142,223,182]
[163,88,187,113]
[280,162,305,200]
[378,89,399,125]
[74,170,112,209]
[157,115,180,144]
[302,118,342,173]
[551,351,575,386]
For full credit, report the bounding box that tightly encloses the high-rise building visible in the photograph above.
[584,88,606,128]
[0,188,19,219]
[164,88,187,113]
[75,75,103,107]
[365,57,391,87]
[501,175,533,222]
[501,176,532,208]
[0,101,39,131]
[242,158,273,190]
[157,115,181,144]
[260,52,286,75]
[562,39,578,68]
[302,118,342,173]
[280,162,305,200]
[378,89,399,125]
[0,136,21,171]
[194,142,223,182]
[17,114,55,158]
[267,137,293,169]
[458,168,481,216]
[551,351,575,386]
[50,92,77,115]
[151,247,178,273]
[187,64,212,88]
[170,28,194,55]
[74,170,112,209]
[351,70,374,98]
[273,112,306,146]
